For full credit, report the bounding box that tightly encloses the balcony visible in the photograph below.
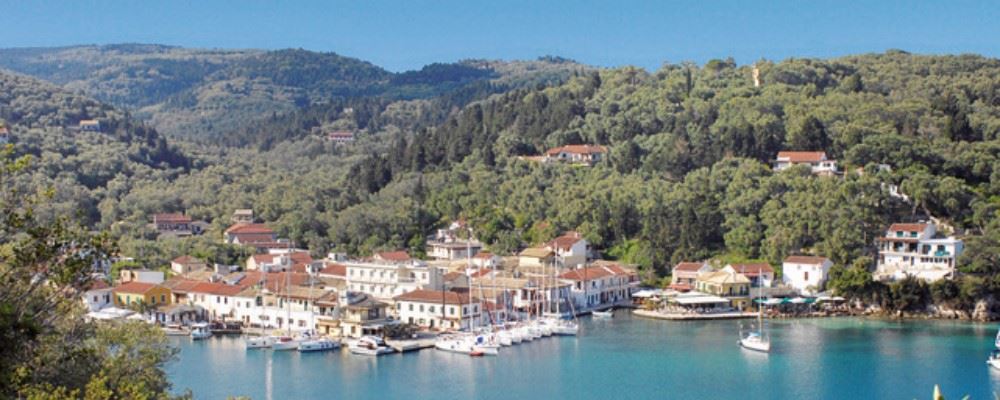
[934,250,951,257]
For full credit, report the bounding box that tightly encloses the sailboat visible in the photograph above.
[739,266,771,352]
[435,229,499,356]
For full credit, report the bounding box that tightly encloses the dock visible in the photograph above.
[632,309,756,321]
[385,338,436,353]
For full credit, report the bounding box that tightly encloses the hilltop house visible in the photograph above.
[782,255,833,294]
[79,119,101,132]
[327,131,355,144]
[875,222,963,282]
[773,151,838,176]
[544,145,608,166]
[224,223,280,250]
[722,263,774,287]
[671,261,712,289]
[231,209,254,224]
[246,250,315,273]
[153,213,193,232]
[394,289,480,331]
[545,231,589,268]
[0,126,8,144]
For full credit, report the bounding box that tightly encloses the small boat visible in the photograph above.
[190,323,213,340]
[547,319,579,336]
[988,350,1000,370]
[298,337,340,352]
[209,321,242,335]
[245,335,276,349]
[162,324,189,336]
[271,336,303,351]
[739,331,771,352]
[497,330,514,346]
[349,336,394,356]
[592,310,614,319]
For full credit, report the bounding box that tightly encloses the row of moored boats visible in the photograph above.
[434,318,579,357]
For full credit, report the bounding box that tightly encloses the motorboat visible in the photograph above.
[190,323,213,340]
[271,336,303,351]
[349,336,394,356]
[546,318,579,336]
[245,335,276,349]
[592,310,614,319]
[434,334,498,356]
[298,337,340,352]
[497,330,514,346]
[162,324,189,336]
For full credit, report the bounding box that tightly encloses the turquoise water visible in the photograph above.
[168,315,1000,399]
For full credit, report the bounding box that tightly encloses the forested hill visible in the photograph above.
[0,69,190,225]
[0,45,587,141]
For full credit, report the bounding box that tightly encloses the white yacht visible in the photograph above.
[162,324,189,336]
[271,336,303,351]
[349,336,394,356]
[592,310,614,319]
[245,335,276,349]
[739,271,771,353]
[298,337,340,352]
[190,323,213,340]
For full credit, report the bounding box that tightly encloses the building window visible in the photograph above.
[409,304,414,311]
[429,306,435,313]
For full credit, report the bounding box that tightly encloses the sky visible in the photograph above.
[1,0,999,72]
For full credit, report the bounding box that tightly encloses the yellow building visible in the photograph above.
[113,281,173,308]
[695,270,751,309]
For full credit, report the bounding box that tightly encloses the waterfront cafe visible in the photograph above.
[665,292,733,314]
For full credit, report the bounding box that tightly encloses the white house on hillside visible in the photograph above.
[875,222,963,282]
[722,263,774,287]
[545,231,588,268]
[773,151,838,176]
[782,255,833,294]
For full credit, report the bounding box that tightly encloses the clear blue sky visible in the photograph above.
[2,0,998,72]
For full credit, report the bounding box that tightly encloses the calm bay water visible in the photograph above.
[168,314,1000,399]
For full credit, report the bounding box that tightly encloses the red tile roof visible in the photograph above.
[394,289,471,305]
[547,232,584,251]
[172,255,203,265]
[190,282,245,296]
[165,279,202,293]
[673,262,707,272]
[84,279,110,291]
[231,233,279,244]
[776,151,827,163]
[473,252,495,259]
[469,268,493,278]
[114,281,160,294]
[783,255,830,265]
[559,267,613,281]
[154,213,192,223]
[225,223,274,234]
[375,250,410,262]
[545,145,608,156]
[318,263,346,277]
[888,223,928,233]
[728,263,774,275]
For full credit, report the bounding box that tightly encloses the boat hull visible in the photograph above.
[739,337,771,352]
[298,339,340,352]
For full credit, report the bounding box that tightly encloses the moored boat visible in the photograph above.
[245,335,276,349]
[190,323,213,340]
[298,337,340,352]
[592,310,614,319]
[349,336,394,356]
[162,324,189,336]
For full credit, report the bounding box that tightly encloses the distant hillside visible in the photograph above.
[0,45,587,141]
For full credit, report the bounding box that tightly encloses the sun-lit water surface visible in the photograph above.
[167,315,1000,399]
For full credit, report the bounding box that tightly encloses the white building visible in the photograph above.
[670,261,712,289]
[545,231,589,268]
[425,228,482,260]
[345,259,443,302]
[782,255,833,294]
[722,263,775,288]
[773,151,838,176]
[82,280,113,312]
[558,263,638,312]
[119,269,165,284]
[543,145,608,165]
[876,223,964,282]
[394,289,480,331]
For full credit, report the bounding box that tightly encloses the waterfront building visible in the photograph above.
[558,263,638,311]
[171,255,208,275]
[472,276,567,317]
[113,281,172,308]
[782,255,833,294]
[344,257,444,302]
[337,292,391,338]
[394,289,479,331]
[82,279,113,312]
[670,261,712,290]
[875,222,964,282]
[772,151,838,175]
[694,270,750,309]
[722,263,774,287]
